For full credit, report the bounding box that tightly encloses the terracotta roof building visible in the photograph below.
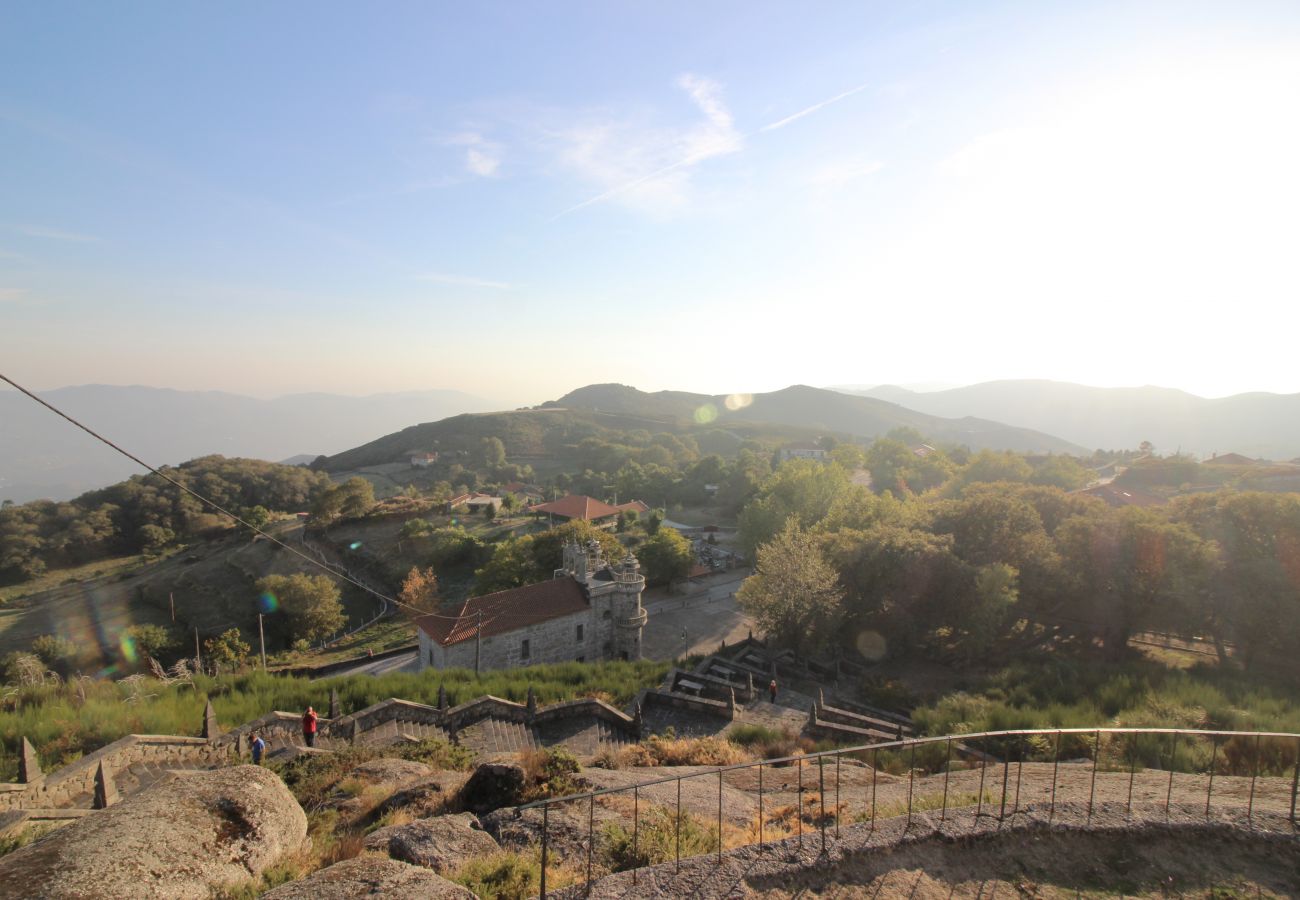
[416,539,647,672]
[614,500,651,516]
[529,494,621,523]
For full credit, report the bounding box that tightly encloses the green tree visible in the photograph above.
[965,563,1019,658]
[257,573,346,644]
[637,527,694,587]
[136,523,176,555]
[736,520,844,657]
[30,634,76,675]
[124,624,177,662]
[955,450,1034,489]
[483,436,507,467]
[738,458,855,557]
[645,509,665,536]
[203,627,250,673]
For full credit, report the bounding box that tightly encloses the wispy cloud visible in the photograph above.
[553,74,743,219]
[445,132,502,177]
[418,272,515,290]
[761,82,872,132]
[12,224,100,242]
[0,287,41,306]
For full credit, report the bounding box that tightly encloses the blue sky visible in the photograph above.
[3,1,1299,405]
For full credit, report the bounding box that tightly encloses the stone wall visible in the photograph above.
[424,608,595,672]
[0,735,226,812]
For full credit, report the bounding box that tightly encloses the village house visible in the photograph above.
[528,494,621,525]
[415,538,648,672]
[779,442,828,462]
[410,451,439,467]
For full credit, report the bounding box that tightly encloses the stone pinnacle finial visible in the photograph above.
[235,732,247,758]
[438,684,447,711]
[202,699,221,741]
[18,736,42,784]
[329,687,341,720]
[93,760,118,809]
[808,703,818,728]
[727,687,736,716]
[818,687,825,708]
[526,685,537,721]
[746,672,755,699]
[632,702,643,738]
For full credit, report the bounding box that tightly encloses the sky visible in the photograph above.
[2,1,1299,407]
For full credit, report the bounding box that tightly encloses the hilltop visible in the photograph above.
[838,380,1300,459]
[316,383,1083,472]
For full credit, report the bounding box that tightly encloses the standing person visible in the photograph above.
[768,679,778,703]
[302,706,318,748]
[250,731,266,765]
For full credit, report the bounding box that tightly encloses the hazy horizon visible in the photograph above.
[4,2,1299,401]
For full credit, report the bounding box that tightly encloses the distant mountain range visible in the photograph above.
[833,381,1300,461]
[0,385,494,502]
[318,383,1084,473]
[545,384,1086,453]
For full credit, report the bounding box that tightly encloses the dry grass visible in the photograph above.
[614,735,752,768]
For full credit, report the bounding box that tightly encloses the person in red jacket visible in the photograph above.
[302,706,319,748]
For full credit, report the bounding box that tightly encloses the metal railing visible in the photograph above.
[516,726,1300,898]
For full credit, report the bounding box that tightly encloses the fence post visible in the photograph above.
[1127,734,1138,818]
[1088,729,1101,824]
[1289,733,1300,827]
[835,753,841,839]
[871,747,878,828]
[906,742,917,827]
[1165,732,1178,822]
[587,793,594,895]
[541,803,549,900]
[1206,738,1217,820]
[999,743,1010,821]
[758,763,764,850]
[941,738,953,823]
[976,739,987,819]
[798,757,804,846]
[819,759,827,855]
[1248,732,1261,825]
[1014,735,1024,814]
[1049,731,1061,823]
[633,785,639,885]
[675,777,682,871]
[718,769,724,863]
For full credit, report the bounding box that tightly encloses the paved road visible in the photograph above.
[316,649,420,680]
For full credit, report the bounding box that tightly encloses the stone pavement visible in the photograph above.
[641,571,754,660]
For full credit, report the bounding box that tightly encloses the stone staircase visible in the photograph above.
[459,718,539,756]
[3,636,914,818]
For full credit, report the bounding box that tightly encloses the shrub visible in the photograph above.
[520,747,582,801]
[602,806,718,871]
[451,849,580,899]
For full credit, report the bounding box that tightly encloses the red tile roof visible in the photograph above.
[416,576,590,646]
[615,500,651,514]
[1077,483,1165,507]
[529,494,621,521]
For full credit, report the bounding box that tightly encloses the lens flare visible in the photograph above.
[855,630,887,662]
[724,393,753,411]
[693,403,719,424]
[119,634,138,664]
[259,591,280,614]
[349,541,362,550]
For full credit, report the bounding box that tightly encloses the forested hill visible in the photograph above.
[316,383,1084,472]
[547,383,1086,454]
[837,380,1300,459]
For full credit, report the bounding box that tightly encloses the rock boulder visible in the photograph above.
[262,856,474,899]
[457,762,526,814]
[363,812,500,873]
[0,765,307,899]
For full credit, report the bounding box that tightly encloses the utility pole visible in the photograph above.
[258,613,267,671]
[169,591,175,623]
[474,610,482,675]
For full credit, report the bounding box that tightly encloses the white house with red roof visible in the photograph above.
[415,538,647,672]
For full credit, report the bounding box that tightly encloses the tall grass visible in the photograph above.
[0,659,667,780]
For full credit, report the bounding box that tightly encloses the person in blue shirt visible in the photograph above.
[250,731,267,765]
